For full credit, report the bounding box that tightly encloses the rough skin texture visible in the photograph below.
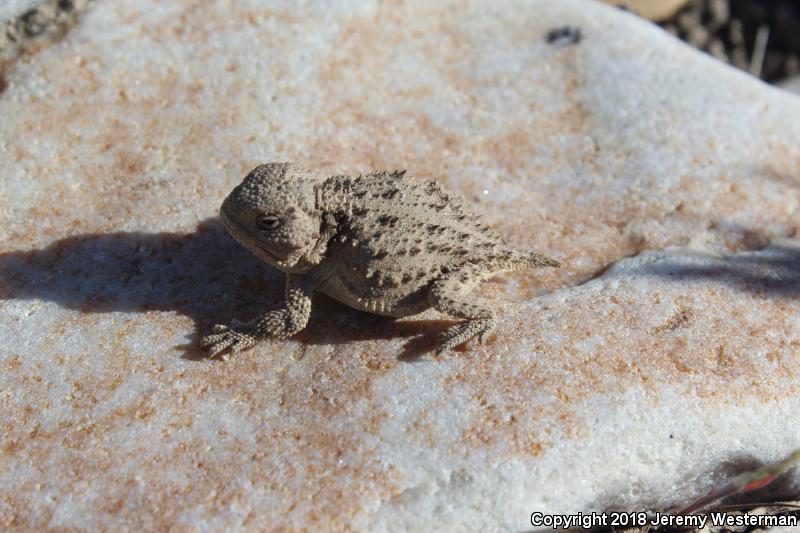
[202,162,560,357]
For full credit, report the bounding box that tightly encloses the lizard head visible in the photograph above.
[220,162,323,273]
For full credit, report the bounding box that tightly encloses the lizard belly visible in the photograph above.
[318,274,431,317]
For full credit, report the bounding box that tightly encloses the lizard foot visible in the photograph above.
[435,318,495,356]
[202,324,257,358]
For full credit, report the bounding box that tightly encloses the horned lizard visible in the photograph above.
[202,162,560,357]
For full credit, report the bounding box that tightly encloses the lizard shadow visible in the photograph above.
[0,218,448,362]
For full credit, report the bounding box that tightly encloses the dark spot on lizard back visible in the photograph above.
[381,188,400,200]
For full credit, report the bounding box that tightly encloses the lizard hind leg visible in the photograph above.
[428,270,496,355]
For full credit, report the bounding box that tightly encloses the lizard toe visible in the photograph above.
[209,339,233,356]
[230,336,254,353]
[201,333,224,346]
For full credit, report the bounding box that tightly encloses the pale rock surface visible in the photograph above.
[2,0,800,531]
[0,0,41,22]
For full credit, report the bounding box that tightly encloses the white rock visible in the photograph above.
[0,1,41,22]
[1,0,800,531]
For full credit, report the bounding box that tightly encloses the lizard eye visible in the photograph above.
[256,214,280,230]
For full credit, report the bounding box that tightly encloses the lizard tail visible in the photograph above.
[505,250,561,271]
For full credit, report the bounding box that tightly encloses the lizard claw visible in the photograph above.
[202,325,256,358]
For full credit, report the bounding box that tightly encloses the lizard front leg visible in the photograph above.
[202,273,314,357]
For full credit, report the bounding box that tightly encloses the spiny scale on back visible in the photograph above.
[202,162,560,358]
[321,171,518,270]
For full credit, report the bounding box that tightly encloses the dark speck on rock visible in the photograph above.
[546,26,583,46]
[20,9,46,38]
